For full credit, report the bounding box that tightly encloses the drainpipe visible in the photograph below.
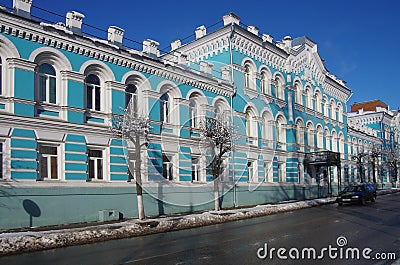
[229,23,237,207]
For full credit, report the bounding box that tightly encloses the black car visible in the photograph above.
[336,184,377,205]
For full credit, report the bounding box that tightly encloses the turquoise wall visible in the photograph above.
[0,184,336,230]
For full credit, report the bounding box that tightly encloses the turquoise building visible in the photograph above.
[0,1,397,229]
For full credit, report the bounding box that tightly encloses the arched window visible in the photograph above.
[325,129,331,150]
[244,64,253,89]
[85,74,101,111]
[0,57,2,95]
[315,91,322,112]
[275,77,284,99]
[262,112,274,141]
[306,123,314,148]
[260,72,269,94]
[332,131,338,152]
[305,87,312,109]
[37,63,56,104]
[295,119,304,150]
[160,93,170,123]
[316,125,324,149]
[294,81,302,104]
[323,96,329,116]
[330,100,336,120]
[276,116,286,144]
[338,104,343,123]
[189,98,199,128]
[246,108,257,138]
[125,84,137,111]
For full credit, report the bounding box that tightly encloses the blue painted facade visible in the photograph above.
[0,2,398,229]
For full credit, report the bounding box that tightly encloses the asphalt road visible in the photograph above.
[1,193,400,265]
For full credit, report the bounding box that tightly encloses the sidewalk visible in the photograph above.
[1,188,399,256]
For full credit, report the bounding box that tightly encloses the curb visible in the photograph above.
[0,188,399,256]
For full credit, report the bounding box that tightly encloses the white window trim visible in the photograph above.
[87,147,107,181]
[38,142,62,181]
[0,138,9,180]
[37,71,57,104]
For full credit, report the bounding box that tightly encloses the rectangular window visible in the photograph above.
[248,160,256,182]
[0,57,2,95]
[278,162,285,182]
[88,149,103,180]
[39,75,47,102]
[0,142,3,179]
[39,145,58,180]
[162,154,173,181]
[49,77,56,103]
[264,161,271,182]
[192,156,200,182]
[87,86,93,110]
[95,87,101,111]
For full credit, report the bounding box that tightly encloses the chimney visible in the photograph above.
[247,25,259,36]
[13,0,32,19]
[174,51,187,65]
[262,33,273,43]
[171,40,181,51]
[199,61,213,75]
[143,39,160,57]
[108,26,124,46]
[66,11,85,35]
[195,25,206,39]
[223,13,240,26]
[283,36,292,48]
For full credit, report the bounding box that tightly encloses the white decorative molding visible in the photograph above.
[60,70,85,83]
[275,98,287,109]
[260,94,274,104]
[6,58,36,71]
[0,13,234,98]
[244,87,259,100]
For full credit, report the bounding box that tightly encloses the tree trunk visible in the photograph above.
[372,158,376,184]
[212,155,220,211]
[135,134,145,220]
[359,162,364,183]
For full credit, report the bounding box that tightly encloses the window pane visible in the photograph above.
[0,57,2,95]
[86,85,93,109]
[39,76,47,102]
[39,63,56,76]
[40,156,48,179]
[126,84,137,94]
[95,87,101,111]
[86,74,100,85]
[0,142,3,179]
[49,77,56,103]
[41,146,57,155]
[88,159,94,178]
[89,149,102,158]
[97,159,103,180]
[50,156,58,179]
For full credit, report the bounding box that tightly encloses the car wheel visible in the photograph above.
[371,196,376,202]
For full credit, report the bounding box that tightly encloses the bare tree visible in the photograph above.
[352,152,368,183]
[200,114,235,211]
[110,101,150,220]
[367,145,382,184]
[383,146,400,187]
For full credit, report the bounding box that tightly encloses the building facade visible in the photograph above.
[0,0,397,229]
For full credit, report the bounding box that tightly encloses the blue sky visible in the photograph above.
[2,0,399,110]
